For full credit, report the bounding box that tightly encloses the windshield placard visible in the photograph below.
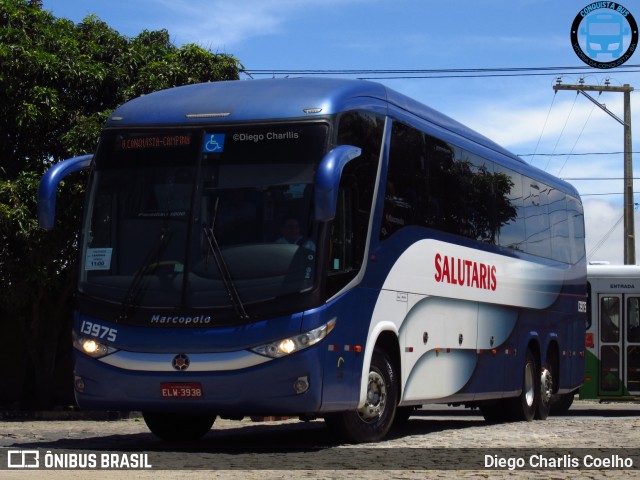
[85,248,113,271]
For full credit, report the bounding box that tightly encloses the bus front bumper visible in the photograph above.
[72,346,325,416]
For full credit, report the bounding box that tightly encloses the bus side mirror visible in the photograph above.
[314,145,361,222]
[37,154,93,230]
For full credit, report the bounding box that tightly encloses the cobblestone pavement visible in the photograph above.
[0,400,638,479]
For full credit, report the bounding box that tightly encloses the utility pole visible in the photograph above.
[553,80,635,265]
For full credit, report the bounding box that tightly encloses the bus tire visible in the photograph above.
[142,412,215,441]
[550,392,575,415]
[536,361,554,420]
[393,406,416,429]
[325,348,397,443]
[507,348,538,421]
[480,400,508,422]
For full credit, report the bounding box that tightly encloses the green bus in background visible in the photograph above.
[580,264,640,401]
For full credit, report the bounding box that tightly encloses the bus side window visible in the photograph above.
[586,281,592,330]
[325,169,370,298]
[566,195,586,264]
[326,110,383,299]
[495,166,525,251]
[601,296,620,343]
[381,121,424,239]
[330,177,355,276]
[523,181,551,257]
[548,188,570,263]
[628,297,640,342]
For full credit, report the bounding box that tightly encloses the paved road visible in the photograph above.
[0,400,639,479]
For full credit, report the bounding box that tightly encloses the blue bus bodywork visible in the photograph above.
[39,78,587,442]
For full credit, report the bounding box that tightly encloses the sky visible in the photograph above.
[41,0,640,264]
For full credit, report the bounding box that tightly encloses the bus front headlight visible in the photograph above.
[251,318,336,358]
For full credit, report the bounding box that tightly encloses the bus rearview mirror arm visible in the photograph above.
[314,145,362,222]
[37,154,93,230]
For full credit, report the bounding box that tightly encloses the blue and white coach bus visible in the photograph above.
[38,78,587,442]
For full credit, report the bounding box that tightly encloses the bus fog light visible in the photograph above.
[74,376,85,392]
[294,376,309,394]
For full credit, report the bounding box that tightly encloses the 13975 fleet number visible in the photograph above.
[80,320,117,342]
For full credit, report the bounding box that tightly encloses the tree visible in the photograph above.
[0,0,242,408]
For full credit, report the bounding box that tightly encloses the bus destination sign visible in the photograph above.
[118,134,192,151]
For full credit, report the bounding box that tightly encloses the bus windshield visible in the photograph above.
[79,123,328,319]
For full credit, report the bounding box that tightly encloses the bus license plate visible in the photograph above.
[160,382,203,399]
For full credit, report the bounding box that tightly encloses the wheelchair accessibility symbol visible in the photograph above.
[203,133,225,153]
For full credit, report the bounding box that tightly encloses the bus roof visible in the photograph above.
[107,78,512,155]
[588,264,640,277]
[106,78,578,196]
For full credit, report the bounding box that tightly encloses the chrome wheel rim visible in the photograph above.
[540,368,553,405]
[358,370,387,422]
[524,361,535,407]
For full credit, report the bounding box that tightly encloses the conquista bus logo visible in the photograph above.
[571,2,638,68]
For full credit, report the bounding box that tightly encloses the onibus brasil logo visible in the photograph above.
[572,2,638,68]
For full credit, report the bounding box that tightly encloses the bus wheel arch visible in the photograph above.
[375,330,402,402]
[324,330,400,443]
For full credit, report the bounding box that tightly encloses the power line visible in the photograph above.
[588,214,623,259]
[556,101,597,176]
[242,65,640,79]
[563,177,640,180]
[530,92,556,165]
[545,92,578,171]
[581,192,634,196]
[552,82,635,263]
[520,151,640,156]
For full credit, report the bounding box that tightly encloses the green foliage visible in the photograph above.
[0,0,242,408]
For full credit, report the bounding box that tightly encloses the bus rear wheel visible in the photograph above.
[143,412,215,441]
[325,348,397,443]
[536,365,553,420]
[507,348,539,421]
[550,392,575,415]
[480,400,508,422]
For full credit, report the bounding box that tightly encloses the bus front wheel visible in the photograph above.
[143,412,215,441]
[325,348,398,443]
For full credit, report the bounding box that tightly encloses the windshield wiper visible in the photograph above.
[118,227,172,321]
[202,198,250,321]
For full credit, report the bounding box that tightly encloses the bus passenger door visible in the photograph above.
[598,294,640,396]
[625,296,640,395]
[599,295,623,396]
